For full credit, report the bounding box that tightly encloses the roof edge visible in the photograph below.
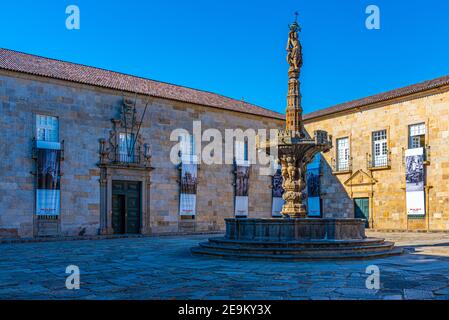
[0,47,285,121]
[303,75,449,121]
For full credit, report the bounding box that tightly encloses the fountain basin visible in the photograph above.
[225,218,365,241]
[191,218,403,260]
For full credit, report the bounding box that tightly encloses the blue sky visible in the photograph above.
[1,0,449,114]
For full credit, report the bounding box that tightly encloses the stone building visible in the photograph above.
[0,48,284,238]
[304,75,449,231]
[1,47,449,239]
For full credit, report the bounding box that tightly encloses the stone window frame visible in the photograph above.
[332,134,352,174]
[367,127,391,170]
[406,120,430,165]
[36,114,59,143]
[336,136,351,172]
[408,122,426,149]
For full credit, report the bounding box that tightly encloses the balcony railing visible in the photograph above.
[114,151,142,165]
[331,157,352,173]
[99,139,152,168]
[366,151,391,170]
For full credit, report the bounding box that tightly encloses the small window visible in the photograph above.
[235,139,249,164]
[336,137,350,171]
[180,133,196,163]
[36,115,59,142]
[372,130,388,167]
[118,132,136,163]
[409,123,426,149]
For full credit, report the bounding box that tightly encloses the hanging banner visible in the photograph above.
[271,167,284,217]
[405,148,425,216]
[179,163,198,215]
[306,154,321,217]
[234,164,250,216]
[36,141,61,216]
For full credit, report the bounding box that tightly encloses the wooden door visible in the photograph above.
[112,181,141,234]
[354,198,370,228]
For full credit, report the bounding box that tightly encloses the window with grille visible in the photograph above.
[118,132,136,163]
[36,115,59,142]
[409,123,426,149]
[372,130,388,167]
[336,137,350,171]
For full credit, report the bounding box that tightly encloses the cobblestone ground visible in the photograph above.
[1,231,449,300]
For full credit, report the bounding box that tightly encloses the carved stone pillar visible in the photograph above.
[99,167,110,235]
[280,154,307,218]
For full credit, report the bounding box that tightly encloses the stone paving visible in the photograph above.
[1,231,449,300]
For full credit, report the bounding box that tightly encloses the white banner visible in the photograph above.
[307,197,321,217]
[235,196,248,216]
[271,166,284,217]
[307,154,321,217]
[271,197,284,217]
[36,146,61,216]
[405,148,425,216]
[179,163,198,215]
[179,194,197,216]
[36,189,61,216]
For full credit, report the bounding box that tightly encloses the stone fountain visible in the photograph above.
[191,18,402,260]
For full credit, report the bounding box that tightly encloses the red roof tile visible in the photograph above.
[304,75,449,121]
[0,48,285,120]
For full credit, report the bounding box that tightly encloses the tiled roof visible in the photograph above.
[304,75,449,121]
[0,48,284,120]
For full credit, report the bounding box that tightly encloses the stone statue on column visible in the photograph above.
[286,21,302,76]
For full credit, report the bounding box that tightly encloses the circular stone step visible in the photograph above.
[191,218,404,261]
[207,237,386,248]
[190,245,404,261]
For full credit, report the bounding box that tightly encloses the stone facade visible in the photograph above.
[304,85,449,231]
[0,69,283,238]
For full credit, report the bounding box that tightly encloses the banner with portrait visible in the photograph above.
[306,154,321,217]
[405,148,425,216]
[271,166,284,217]
[234,164,250,216]
[36,141,61,216]
[179,163,198,215]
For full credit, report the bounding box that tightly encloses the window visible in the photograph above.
[36,115,59,142]
[336,137,350,171]
[409,123,426,149]
[372,130,388,167]
[118,132,136,163]
[235,139,249,164]
[180,133,196,163]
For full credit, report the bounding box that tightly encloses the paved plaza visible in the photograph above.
[1,231,449,300]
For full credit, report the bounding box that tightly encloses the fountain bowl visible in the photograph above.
[191,218,403,260]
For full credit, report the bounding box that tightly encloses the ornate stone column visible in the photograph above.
[257,15,332,219]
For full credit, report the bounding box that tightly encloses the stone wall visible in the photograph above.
[0,70,283,238]
[304,87,449,231]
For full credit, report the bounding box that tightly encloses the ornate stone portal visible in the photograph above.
[97,97,153,235]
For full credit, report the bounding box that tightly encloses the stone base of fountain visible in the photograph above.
[191,218,403,260]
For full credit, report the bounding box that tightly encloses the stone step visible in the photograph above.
[197,241,395,256]
[190,245,404,261]
[208,236,386,248]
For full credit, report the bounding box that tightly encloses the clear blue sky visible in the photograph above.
[1,0,449,114]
